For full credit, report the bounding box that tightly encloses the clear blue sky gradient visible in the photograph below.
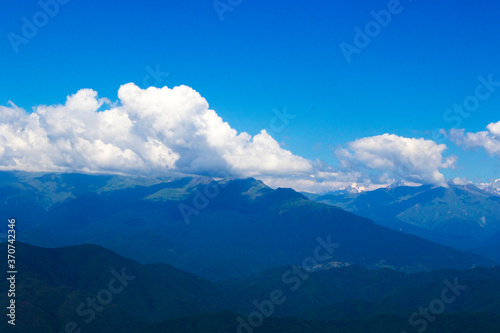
[1,0,499,182]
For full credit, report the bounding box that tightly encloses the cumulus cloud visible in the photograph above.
[336,134,456,186]
[0,84,460,193]
[451,177,472,186]
[0,83,312,178]
[448,120,500,156]
[262,132,458,192]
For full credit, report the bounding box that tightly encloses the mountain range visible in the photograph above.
[2,171,500,332]
[2,242,500,332]
[0,171,496,281]
[305,182,500,262]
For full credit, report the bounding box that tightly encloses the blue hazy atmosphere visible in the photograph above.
[1,0,499,190]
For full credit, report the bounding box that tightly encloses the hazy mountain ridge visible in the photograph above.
[311,183,500,253]
[0,242,230,333]
[1,171,495,281]
[476,179,500,196]
[135,312,500,333]
[2,242,500,333]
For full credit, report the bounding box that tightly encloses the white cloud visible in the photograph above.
[0,83,312,178]
[0,84,460,193]
[451,177,472,186]
[260,172,387,194]
[449,120,500,156]
[336,134,456,186]
[476,179,500,196]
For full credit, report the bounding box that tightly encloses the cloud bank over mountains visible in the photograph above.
[338,134,457,185]
[0,84,311,178]
[449,120,500,157]
[0,83,483,192]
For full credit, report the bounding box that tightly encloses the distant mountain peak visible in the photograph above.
[477,179,500,196]
[312,181,500,250]
[240,178,269,199]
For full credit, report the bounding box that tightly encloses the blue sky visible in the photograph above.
[0,0,499,191]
